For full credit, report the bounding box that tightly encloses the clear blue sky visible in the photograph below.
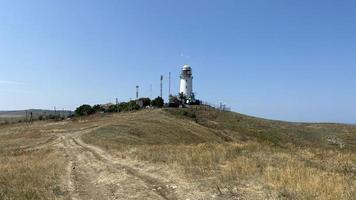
[0,0,355,123]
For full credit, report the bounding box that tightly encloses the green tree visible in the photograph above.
[118,102,128,112]
[168,95,180,107]
[151,96,164,108]
[128,100,140,110]
[107,105,118,113]
[139,98,151,107]
[93,104,104,112]
[75,104,94,116]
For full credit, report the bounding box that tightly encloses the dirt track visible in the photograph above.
[52,127,180,200]
[0,111,250,200]
[2,119,225,200]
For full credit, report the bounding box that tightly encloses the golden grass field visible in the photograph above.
[1,106,355,199]
[0,122,68,199]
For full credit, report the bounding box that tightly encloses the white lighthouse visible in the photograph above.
[179,64,193,99]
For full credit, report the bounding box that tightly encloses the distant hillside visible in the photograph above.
[0,109,73,117]
[163,106,356,150]
[0,109,73,123]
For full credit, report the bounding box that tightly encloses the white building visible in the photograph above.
[179,64,193,99]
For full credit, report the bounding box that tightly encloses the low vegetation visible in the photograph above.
[74,96,165,117]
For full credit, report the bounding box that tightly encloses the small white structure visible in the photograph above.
[179,64,193,99]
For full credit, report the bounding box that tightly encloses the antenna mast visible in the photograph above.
[160,75,163,98]
[136,85,139,99]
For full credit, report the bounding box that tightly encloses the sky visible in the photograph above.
[0,0,355,123]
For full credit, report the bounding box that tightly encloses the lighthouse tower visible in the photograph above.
[179,64,193,99]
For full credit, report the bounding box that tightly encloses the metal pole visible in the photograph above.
[160,75,163,98]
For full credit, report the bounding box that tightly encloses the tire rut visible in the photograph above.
[70,137,178,200]
[56,124,178,200]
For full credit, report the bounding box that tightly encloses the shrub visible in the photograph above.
[139,98,151,107]
[151,96,164,108]
[118,102,128,112]
[107,105,118,113]
[168,95,180,107]
[75,104,94,116]
[128,100,140,110]
[93,104,104,112]
[188,99,201,105]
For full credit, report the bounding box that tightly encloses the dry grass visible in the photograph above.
[0,149,67,200]
[81,108,356,199]
[121,142,356,199]
[0,123,68,200]
[1,107,355,199]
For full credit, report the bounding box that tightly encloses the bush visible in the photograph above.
[93,104,105,112]
[118,102,128,112]
[188,99,201,105]
[151,96,164,108]
[107,105,118,113]
[128,100,140,110]
[168,95,180,107]
[75,104,95,116]
[139,98,151,107]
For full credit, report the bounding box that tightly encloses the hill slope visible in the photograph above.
[1,106,355,199]
[164,106,356,150]
[81,107,355,199]
[83,106,356,150]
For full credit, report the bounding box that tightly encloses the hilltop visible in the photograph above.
[84,106,356,150]
[0,106,355,199]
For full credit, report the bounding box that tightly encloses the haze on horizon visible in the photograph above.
[0,0,355,124]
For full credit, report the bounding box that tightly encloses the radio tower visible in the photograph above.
[136,85,139,99]
[160,75,163,98]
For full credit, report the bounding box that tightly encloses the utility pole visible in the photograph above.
[30,112,33,123]
[160,75,163,98]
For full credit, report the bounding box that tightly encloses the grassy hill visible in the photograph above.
[0,106,354,199]
[81,106,356,199]
[164,106,356,150]
[83,105,356,150]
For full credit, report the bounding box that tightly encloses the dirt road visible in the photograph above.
[52,127,180,200]
[6,119,228,200]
